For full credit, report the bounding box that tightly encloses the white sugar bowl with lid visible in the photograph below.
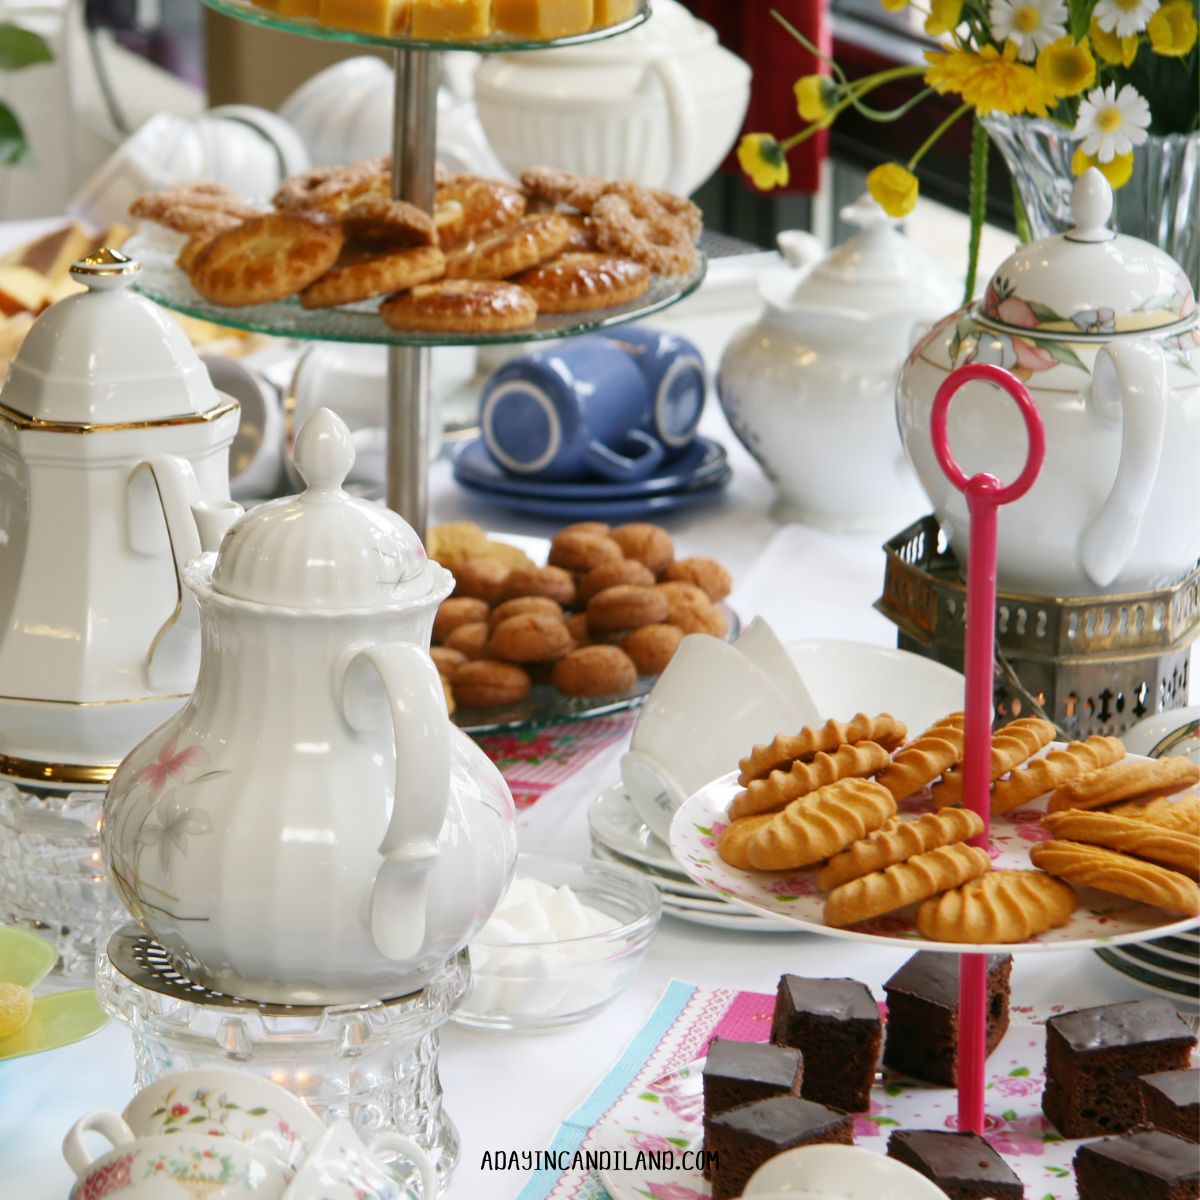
[0,249,239,789]
[898,168,1200,596]
[717,195,962,531]
[102,408,517,1005]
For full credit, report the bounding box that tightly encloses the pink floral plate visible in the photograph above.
[589,1010,1200,1200]
[668,750,1200,954]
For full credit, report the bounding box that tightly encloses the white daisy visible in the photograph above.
[1093,0,1159,38]
[1074,83,1152,163]
[989,0,1069,60]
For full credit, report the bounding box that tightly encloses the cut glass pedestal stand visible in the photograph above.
[96,925,471,1194]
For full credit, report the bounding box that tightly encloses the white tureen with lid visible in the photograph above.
[898,169,1200,596]
[0,249,239,788]
[103,408,517,1005]
[718,196,962,531]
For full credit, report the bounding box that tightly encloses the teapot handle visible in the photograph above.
[341,642,450,963]
[1079,340,1168,589]
[648,52,698,197]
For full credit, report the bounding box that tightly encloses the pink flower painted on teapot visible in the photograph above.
[136,740,208,798]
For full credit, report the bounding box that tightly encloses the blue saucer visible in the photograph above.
[452,436,728,500]
[453,466,732,521]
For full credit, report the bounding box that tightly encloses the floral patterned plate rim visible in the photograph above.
[590,1012,1200,1200]
[668,750,1200,955]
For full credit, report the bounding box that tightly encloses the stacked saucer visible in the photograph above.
[1096,928,1200,1007]
[587,785,798,932]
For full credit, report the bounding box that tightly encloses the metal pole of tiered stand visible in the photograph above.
[930,362,1045,1133]
[388,49,440,539]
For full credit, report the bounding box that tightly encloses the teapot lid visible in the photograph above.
[979,169,1195,337]
[1,249,225,427]
[210,408,443,611]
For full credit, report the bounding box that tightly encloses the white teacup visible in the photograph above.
[122,1068,324,1168]
[284,1119,436,1200]
[743,1144,950,1199]
[64,1124,288,1200]
[203,356,287,501]
[734,618,820,727]
[623,633,810,842]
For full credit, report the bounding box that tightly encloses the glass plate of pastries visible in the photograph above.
[427,521,738,734]
[123,158,706,345]
[670,710,1200,952]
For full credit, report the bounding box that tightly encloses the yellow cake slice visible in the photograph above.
[494,0,593,37]
[411,0,490,38]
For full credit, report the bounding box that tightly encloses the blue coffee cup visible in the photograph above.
[603,325,706,453]
[480,336,665,482]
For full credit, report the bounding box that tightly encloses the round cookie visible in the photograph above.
[430,646,467,677]
[620,623,684,676]
[609,523,674,575]
[488,595,565,630]
[488,613,574,663]
[662,556,732,602]
[548,529,624,573]
[587,584,669,634]
[433,597,489,643]
[565,612,592,648]
[443,621,489,659]
[452,660,532,708]
[552,645,638,697]
[560,522,610,538]
[578,558,656,604]
[380,280,537,334]
[500,565,577,607]
[657,581,726,636]
[453,557,510,606]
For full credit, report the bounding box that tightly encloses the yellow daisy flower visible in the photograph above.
[1089,18,1139,65]
[795,74,836,125]
[1071,146,1135,189]
[1035,37,1096,97]
[738,134,789,191]
[924,42,1053,116]
[926,0,964,37]
[867,163,919,217]
[1147,0,1198,55]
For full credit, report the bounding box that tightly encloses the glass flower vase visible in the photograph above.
[982,114,1199,292]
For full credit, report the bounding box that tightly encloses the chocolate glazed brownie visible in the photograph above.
[886,1129,1024,1199]
[1140,1068,1200,1143]
[1074,1128,1200,1200]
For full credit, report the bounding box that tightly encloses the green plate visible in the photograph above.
[0,988,109,1062]
[0,925,57,988]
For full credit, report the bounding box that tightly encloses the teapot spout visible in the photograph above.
[192,499,243,552]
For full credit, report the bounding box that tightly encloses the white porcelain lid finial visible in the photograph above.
[294,407,354,495]
[68,246,142,291]
[1068,169,1115,243]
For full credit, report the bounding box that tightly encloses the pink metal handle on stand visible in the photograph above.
[930,362,1045,1134]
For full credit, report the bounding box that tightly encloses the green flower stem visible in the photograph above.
[1011,175,1032,243]
[906,102,972,169]
[782,65,929,150]
[964,115,989,305]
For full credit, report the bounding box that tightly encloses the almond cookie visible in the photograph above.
[548,529,624,572]
[1110,792,1200,835]
[592,187,698,277]
[430,646,467,677]
[443,621,489,659]
[816,807,986,892]
[487,596,565,630]
[824,843,991,928]
[657,582,726,637]
[991,735,1125,814]
[661,557,733,602]
[380,280,537,334]
[512,252,650,313]
[453,557,510,606]
[1030,839,1200,917]
[488,613,574,664]
[876,725,965,803]
[176,225,237,274]
[499,565,576,607]
[435,174,526,249]
[131,183,261,231]
[738,714,909,785]
[560,214,598,252]
[621,624,684,676]
[579,558,656,603]
[587,584,669,634]
[1039,809,1200,878]
[746,777,897,871]
[718,814,776,870]
[444,212,572,280]
[931,717,1055,808]
[191,213,344,307]
[433,596,489,643]
[341,195,437,246]
[551,645,638,697]
[1046,756,1200,813]
[730,741,893,821]
[609,523,674,574]
[452,660,532,708]
[425,521,491,571]
[300,244,446,308]
[915,869,1077,943]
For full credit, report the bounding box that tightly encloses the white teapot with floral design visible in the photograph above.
[102,408,516,1005]
[897,168,1199,596]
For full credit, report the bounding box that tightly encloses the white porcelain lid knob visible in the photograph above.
[68,246,142,291]
[1068,169,1115,243]
[294,406,354,495]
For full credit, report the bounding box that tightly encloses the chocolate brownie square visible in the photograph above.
[1141,1068,1200,1143]
[883,952,1012,1086]
[706,1095,853,1200]
[771,976,881,1112]
[887,1129,1024,1199]
[1043,999,1196,1138]
[1074,1128,1200,1200]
